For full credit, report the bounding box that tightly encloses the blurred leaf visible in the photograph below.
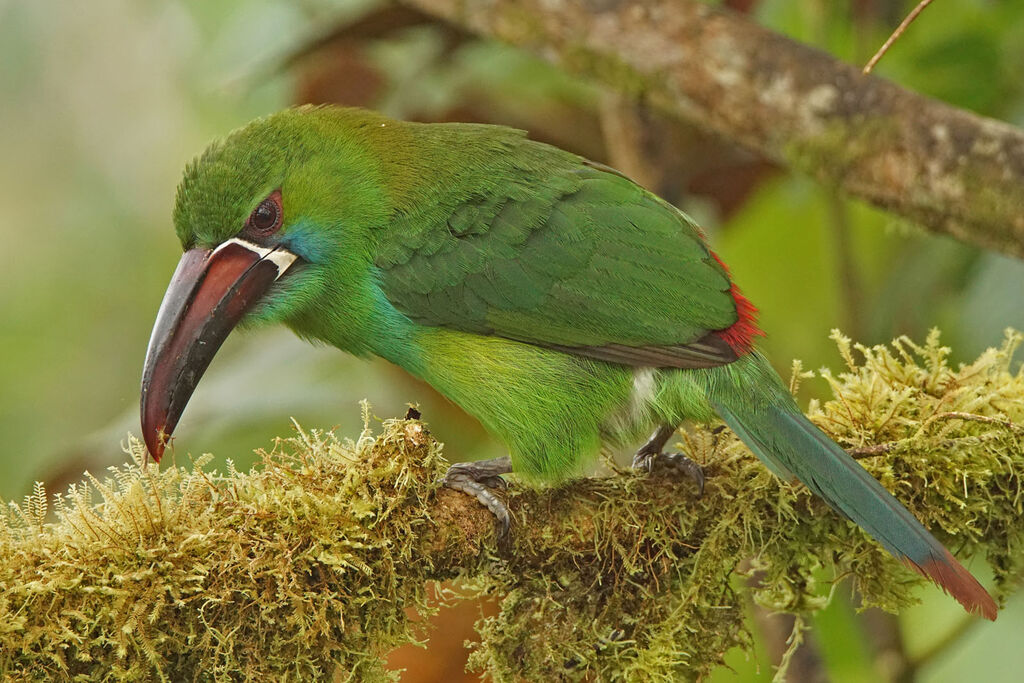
[955,253,1024,362]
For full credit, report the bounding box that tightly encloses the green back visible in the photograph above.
[374,126,740,367]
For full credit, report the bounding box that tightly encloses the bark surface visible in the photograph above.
[405,0,1024,257]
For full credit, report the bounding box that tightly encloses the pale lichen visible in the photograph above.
[1,331,1022,681]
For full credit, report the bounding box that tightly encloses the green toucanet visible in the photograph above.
[140,106,997,620]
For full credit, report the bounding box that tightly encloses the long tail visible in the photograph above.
[707,353,997,620]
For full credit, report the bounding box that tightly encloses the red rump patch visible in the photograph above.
[708,250,763,353]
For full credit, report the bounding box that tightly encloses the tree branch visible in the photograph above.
[3,330,1023,680]
[403,0,1024,258]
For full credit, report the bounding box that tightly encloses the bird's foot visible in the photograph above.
[442,456,513,535]
[631,448,705,496]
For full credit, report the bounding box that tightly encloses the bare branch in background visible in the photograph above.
[404,0,1024,258]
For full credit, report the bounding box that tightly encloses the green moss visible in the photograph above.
[782,116,905,187]
[2,332,1023,680]
[557,43,656,99]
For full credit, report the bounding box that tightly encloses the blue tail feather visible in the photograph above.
[707,353,996,619]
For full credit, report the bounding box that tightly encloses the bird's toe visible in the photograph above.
[441,457,513,535]
[632,450,705,496]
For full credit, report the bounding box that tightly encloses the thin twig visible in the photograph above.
[863,0,935,74]
[847,442,900,458]
[847,434,1003,459]
[904,612,979,678]
[933,411,1024,433]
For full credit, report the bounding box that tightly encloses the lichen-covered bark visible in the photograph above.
[2,331,1023,680]
[405,0,1024,257]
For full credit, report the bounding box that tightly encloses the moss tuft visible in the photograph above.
[2,332,1023,680]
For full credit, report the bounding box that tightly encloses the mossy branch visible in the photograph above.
[4,331,1024,681]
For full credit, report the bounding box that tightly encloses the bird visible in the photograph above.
[140,105,997,620]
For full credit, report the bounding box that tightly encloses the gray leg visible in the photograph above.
[442,456,513,535]
[631,425,705,495]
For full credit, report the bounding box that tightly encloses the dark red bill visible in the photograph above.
[140,239,297,463]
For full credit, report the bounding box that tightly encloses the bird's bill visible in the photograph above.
[140,238,297,463]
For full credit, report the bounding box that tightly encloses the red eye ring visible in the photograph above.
[246,190,282,235]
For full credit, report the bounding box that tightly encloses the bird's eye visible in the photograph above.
[247,191,282,235]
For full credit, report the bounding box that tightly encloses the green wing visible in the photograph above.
[375,159,740,368]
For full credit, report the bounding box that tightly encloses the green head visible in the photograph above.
[141,106,401,461]
[173,106,402,321]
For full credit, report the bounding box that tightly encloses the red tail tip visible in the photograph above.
[902,552,997,621]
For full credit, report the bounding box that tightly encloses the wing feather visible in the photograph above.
[376,148,741,369]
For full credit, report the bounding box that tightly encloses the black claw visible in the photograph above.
[632,449,705,496]
[630,449,656,472]
[479,475,509,491]
[662,452,705,496]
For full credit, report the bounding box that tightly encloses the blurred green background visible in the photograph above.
[2,0,1022,680]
